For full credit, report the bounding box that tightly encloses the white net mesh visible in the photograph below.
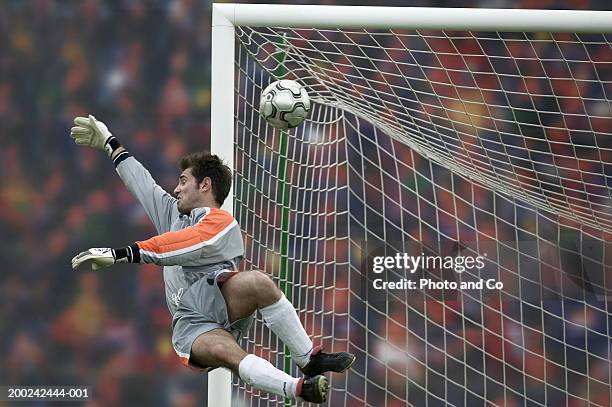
[231,24,611,407]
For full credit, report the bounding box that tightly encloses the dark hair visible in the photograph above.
[179,152,232,206]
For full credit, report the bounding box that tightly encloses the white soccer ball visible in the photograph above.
[259,79,310,130]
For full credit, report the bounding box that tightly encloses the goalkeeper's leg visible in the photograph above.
[191,329,328,403]
[221,270,355,376]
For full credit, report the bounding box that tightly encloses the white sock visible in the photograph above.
[238,354,300,399]
[259,295,313,368]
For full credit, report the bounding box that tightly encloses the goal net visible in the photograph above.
[214,5,612,406]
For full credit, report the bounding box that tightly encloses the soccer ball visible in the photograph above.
[259,79,310,130]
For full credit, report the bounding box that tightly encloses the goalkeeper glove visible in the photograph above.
[70,115,120,157]
[71,248,117,270]
[71,245,140,270]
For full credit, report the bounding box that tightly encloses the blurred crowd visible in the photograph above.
[0,0,610,406]
[1,1,214,405]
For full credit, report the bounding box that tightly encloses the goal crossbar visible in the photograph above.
[213,3,612,33]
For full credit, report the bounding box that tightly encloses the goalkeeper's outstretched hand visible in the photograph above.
[70,114,113,153]
[71,248,116,271]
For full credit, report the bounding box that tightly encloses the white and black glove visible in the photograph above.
[71,245,140,271]
[70,114,130,166]
[70,115,114,153]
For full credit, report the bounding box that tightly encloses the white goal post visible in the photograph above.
[210,4,612,407]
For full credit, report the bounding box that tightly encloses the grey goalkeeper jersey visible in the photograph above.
[116,156,244,315]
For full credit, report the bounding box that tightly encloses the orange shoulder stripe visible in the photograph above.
[137,208,235,255]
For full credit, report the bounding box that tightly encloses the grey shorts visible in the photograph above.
[171,269,255,370]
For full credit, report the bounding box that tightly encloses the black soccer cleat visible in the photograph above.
[296,375,329,404]
[300,346,356,377]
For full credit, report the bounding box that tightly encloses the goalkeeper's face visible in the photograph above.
[174,168,209,214]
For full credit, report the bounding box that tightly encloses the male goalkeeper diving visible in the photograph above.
[69,115,355,404]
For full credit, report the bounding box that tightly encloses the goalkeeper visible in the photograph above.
[70,115,355,404]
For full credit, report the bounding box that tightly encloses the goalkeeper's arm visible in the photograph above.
[70,114,178,234]
[72,208,240,270]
